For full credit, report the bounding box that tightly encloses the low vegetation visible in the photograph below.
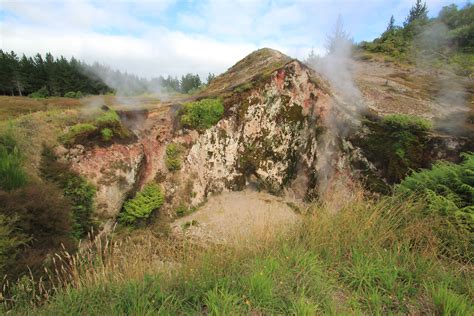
[3,189,472,314]
[0,131,27,191]
[180,98,224,130]
[40,147,96,239]
[397,152,473,260]
[358,114,432,184]
[119,183,165,225]
[359,2,474,76]
[59,108,132,146]
[165,143,184,171]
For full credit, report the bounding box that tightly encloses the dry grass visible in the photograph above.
[2,193,472,314]
[0,96,81,120]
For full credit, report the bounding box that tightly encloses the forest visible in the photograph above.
[0,50,212,97]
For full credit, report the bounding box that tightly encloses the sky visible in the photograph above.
[0,0,469,79]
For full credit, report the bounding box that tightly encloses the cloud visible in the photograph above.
[0,0,466,78]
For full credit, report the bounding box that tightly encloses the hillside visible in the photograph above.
[1,47,473,314]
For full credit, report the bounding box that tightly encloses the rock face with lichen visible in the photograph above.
[184,52,352,204]
[65,143,146,219]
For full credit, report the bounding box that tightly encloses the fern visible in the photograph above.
[397,153,474,259]
[120,183,164,225]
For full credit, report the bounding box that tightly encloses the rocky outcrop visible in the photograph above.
[184,57,354,204]
[66,143,146,219]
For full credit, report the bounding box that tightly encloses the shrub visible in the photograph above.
[180,98,224,130]
[165,143,183,171]
[59,123,97,146]
[101,128,113,141]
[95,110,132,139]
[75,91,83,98]
[0,214,29,275]
[397,152,473,259]
[28,87,49,99]
[40,147,96,238]
[359,114,432,183]
[64,91,77,98]
[0,132,27,191]
[0,182,75,277]
[120,183,164,225]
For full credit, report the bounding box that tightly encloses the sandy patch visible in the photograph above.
[172,189,300,245]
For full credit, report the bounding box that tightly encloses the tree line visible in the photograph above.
[0,50,217,97]
[360,0,473,75]
[0,50,112,97]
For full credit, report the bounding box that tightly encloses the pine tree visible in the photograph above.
[386,15,396,33]
[404,0,428,26]
[206,73,216,85]
[325,15,353,55]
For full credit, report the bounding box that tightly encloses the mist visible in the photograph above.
[306,16,367,197]
[414,20,470,135]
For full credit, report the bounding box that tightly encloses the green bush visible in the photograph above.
[95,110,132,139]
[180,98,224,130]
[0,132,27,191]
[120,183,164,225]
[64,91,77,98]
[59,123,98,146]
[28,86,49,99]
[101,128,113,141]
[75,91,83,98]
[165,143,183,171]
[59,109,132,146]
[360,114,432,184]
[40,147,96,238]
[397,152,473,259]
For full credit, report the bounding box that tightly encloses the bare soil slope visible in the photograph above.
[172,189,299,245]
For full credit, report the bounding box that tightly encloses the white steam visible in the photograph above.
[306,15,367,198]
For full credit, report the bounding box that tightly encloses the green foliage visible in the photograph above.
[165,143,183,172]
[40,147,96,238]
[59,109,132,146]
[100,128,113,141]
[0,132,27,191]
[95,109,132,139]
[28,86,49,99]
[180,73,202,94]
[397,153,474,259]
[17,197,474,315]
[180,98,224,130]
[0,214,28,275]
[64,91,83,99]
[0,50,111,97]
[120,183,164,225]
[59,123,97,146]
[360,3,474,75]
[359,114,432,184]
[427,282,473,315]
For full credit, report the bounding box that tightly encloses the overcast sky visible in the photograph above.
[0,0,468,79]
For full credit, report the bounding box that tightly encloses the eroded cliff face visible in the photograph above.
[184,60,355,204]
[60,106,175,220]
[63,143,145,219]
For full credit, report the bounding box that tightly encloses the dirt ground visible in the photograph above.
[171,189,300,245]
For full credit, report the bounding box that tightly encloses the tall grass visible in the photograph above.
[2,195,473,314]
